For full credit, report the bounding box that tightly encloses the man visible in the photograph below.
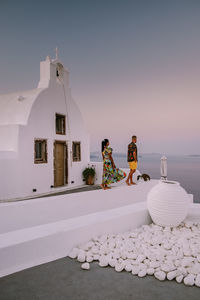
[126,135,138,186]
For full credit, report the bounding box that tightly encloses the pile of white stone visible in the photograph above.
[68,221,200,287]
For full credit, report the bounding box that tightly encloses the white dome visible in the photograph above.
[0,88,44,126]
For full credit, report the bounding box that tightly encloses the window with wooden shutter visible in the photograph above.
[34,139,47,163]
[72,142,81,162]
[56,114,66,135]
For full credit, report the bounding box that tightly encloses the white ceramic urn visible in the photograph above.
[147,180,190,227]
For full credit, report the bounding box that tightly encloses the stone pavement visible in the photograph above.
[1,257,200,300]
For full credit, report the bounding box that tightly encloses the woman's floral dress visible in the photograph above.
[102,146,126,185]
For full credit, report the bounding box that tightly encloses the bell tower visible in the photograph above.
[38,49,69,88]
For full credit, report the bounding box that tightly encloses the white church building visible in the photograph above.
[0,53,91,201]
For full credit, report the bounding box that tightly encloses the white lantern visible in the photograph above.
[147,180,190,227]
[160,156,167,180]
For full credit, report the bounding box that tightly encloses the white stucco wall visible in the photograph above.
[0,57,90,200]
[0,180,158,234]
[0,125,19,151]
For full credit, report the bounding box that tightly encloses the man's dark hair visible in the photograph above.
[132,135,137,139]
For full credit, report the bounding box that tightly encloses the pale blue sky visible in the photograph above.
[0,0,200,154]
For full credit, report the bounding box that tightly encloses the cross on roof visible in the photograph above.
[55,47,58,60]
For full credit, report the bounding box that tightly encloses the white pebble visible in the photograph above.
[93,254,100,260]
[99,257,108,267]
[71,221,200,288]
[174,260,181,267]
[108,259,116,268]
[81,263,90,270]
[149,261,160,269]
[195,274,200,287]
[178,267,188,277]
[86,256,93,263]
[68,248,78,259]
[184,274,195,286]
[167,271,178,281]
[147,268,155,275]
[127,253,138,260]
[125,264,132,272]
[121,252,127,260]
[138,269,147,277]
[136,254,146,263]
[181,257,194,267]
[176,275,183,283]
[132,266,140,275]
[115,264,124,272]
[77,253,86,263]
[99,235,108,243]
[91,246,99,254]
[154,271,166,281]
[161,264,172,273]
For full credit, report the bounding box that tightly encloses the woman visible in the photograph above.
[101,139,126,190]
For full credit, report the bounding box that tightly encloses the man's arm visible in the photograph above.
[127,144,131,160]
[133,145,137,161]
[133,150,136,161]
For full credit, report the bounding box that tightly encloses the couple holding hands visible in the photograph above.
[101,136,138,190]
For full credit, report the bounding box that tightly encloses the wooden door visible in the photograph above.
[54,141,65,187]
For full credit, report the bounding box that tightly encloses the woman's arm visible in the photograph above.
[102,152,104,160]
[109,153,116,169]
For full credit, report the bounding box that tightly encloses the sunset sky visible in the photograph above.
[0,0,200,155]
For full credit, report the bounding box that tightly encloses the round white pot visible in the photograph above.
[147,180,190,227]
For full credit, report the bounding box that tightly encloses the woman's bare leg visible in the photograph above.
[105,184,111,189]
[126,171,131,185]
[101,183,111,190]
[100,183,105,190]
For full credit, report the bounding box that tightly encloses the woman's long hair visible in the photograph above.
[101,139,109,152]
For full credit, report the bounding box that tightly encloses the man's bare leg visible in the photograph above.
[129,170,133,184]
[130,169,136,184]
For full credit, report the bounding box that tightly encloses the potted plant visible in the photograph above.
[82,166,96,185]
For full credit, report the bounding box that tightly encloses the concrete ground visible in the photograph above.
[1,258,200,300]
[38,185,102,198]
[0,185,102,203]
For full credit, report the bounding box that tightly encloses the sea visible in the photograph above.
[90,152,200,203]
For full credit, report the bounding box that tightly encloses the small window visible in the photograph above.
[56,114,66,135]
[72,142,81,162]
[56,63,64,79]
[34,139,47,164]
